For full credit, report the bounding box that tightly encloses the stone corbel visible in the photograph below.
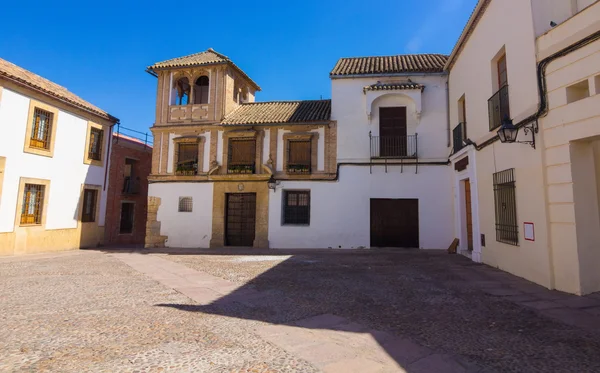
[208,160,220,175]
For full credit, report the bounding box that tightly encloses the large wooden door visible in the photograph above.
[226,193,256,246]
[464,180,474,251]
[370,199,419,248]
[379,107,407,157]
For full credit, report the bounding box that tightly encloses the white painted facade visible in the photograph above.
[0,88,111,232]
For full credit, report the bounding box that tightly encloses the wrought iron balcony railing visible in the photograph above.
[370,134,418,159]
[175,161,198,176]
[122,177,140,194]
[453,122,466,153]
[227,163,255,174]
[488,84,510,131]
[287,163,311,174]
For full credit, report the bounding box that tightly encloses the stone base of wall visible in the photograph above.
[145,196,167,248]
[0,225,105,256]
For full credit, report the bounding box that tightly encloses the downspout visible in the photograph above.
[103,120,118,191]
[446,80,451,147]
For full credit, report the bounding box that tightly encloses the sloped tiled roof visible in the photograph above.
[221,100,331,125]
[147,48,260,91]
[363,82,424,93]
[0,58,117,122]
[330,54,448,77]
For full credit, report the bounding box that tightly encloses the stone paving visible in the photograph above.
[2,248,600,372]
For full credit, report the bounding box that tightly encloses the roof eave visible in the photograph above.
[221,120,331,126]
[330,71,447,79]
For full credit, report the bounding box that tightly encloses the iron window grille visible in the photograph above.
[488,84,510,131]
[88,128,104,161]
[30,108,53,150]
[493,168,518,246]
[178,197,193,212]
[176,143,199,175]
[283,190,310,225]
[228,139,256,174]
[21,184,45,225]
[287,140,311,174]
[82,189,98,222]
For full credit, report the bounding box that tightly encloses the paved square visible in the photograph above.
[2,248,600,372]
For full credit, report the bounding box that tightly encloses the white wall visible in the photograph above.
[149,182,213,248]
[268,165,454,249]
[0,88,109,232]
[331,74,449,162]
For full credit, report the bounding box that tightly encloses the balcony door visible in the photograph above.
[379,107,407,157]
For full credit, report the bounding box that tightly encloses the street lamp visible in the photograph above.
[267,175,278,192]
[497,117,538,149]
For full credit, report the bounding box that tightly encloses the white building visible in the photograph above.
[146,50,454,250]
[0,58,118,255]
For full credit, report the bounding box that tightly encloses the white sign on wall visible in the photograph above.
[524,222,535,241]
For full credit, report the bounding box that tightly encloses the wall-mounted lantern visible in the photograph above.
[497,118,538,149]
[267,175,279,192]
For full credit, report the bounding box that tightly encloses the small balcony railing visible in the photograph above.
[488,84,510,131]
[370,134,418,159]
[122,177,140,195]
[287,163,311,174]
[175,161,198,176]
[227,163,255,174]
[453,122,466,153]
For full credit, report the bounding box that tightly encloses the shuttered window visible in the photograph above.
[228,139,256,174]
[493,169,518,246]
[176,143,199,175]
[287,140,311,174]
[283,191,310,225]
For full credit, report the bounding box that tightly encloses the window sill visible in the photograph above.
[19,223,42,227]
[282,224,310,227]
[23,146,54,158]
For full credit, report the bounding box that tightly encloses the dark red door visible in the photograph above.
[379,107,407,157]
[370,198,419,248]
[226,193,256,246]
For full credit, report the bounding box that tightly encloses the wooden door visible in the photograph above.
[465,180,473,251]
[379,107,407,157]
[370,199,419,248]
[226,193,256,246]
[497,54,508,88]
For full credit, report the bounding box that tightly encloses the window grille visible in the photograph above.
[283,191,310,225]
[88,128,104,161]
[179,197,193,212]
[228,139,256,174]
[20,184,45,225]
[82,189,98,222]
[287,140,311,174]
[30,108,53,149]
[493,168,518,246]
[176,143,199,175]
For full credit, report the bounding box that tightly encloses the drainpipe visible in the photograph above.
[103,120,118,191]
[446,80,451,148]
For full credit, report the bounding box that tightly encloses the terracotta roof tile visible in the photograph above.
[0,58,117,122]
[147,48,260,91]
[221,100,331,125]
[330,54,448,76]
[363,82,424,93]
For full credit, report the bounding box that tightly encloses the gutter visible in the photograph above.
[149,161,451,184]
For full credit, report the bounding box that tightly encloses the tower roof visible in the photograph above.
[147,48,260,90]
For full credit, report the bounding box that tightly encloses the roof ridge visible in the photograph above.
[206,48,230,61]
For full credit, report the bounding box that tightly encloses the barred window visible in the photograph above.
[179,197,193,212]
[287,140,311,174]
[88,128,104,161]
[228,139,256,174]
[176,143,199,175]
[493,168,518,246]
[283,190,310,225]
[30,108,53,150]
[20,184,45,225]
[82,189,98,222]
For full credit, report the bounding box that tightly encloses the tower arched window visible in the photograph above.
[193,76,209,104]
[174,77,190,105]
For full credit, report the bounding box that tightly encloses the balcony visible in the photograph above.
[175,161,198,176]
[287,163,311,175]
[453,123,466,153]
[370,135,418,159]
[227,163,255,174]
[488,84,510,131]
[168,103,213,123]
[122,177,140,195]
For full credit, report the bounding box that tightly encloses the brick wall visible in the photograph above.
[104,135,152,246]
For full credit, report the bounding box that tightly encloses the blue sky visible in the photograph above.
[1,0,476,135]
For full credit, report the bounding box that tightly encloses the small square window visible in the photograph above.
[20,184,45,225]
[179,197,193,212]
[282,190,310,225]
[82,188,98,222]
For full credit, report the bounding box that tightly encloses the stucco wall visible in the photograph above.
[331,75,449,162]
[268,165,454,250]
[449,0,553,288]
[148,182,214,248]
[0,88,109,234]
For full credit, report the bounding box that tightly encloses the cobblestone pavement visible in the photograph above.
[2,249,600,372]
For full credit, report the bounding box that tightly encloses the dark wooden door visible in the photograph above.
[370,199,419,248]
[465,180,473,251]
[379,107,407,157]
[226,193,256,246]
